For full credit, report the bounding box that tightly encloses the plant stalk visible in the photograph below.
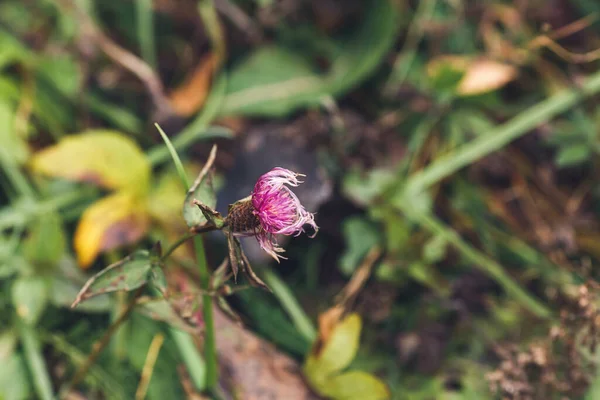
[193,235,218,391]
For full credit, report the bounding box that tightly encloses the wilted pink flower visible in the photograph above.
[227,167,318,262]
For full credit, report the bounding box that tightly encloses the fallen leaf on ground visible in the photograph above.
[458,58,518,95]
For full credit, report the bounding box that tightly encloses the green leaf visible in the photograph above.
[321,371,390,400]
[31,130,151,194]
[183,148,218,228]
[325,0,399,95]
[423,234,447,263]
[147,168,187,226]
[586,368,600,400]
[0,330,17,361]
[305,314,362,386]
[37,54,81,100]
[136,299,198,334]
[342,167,396,207]
[71,250,153,307]
[50,276,111,313]
[0,29,32,70]
[0,352,31,400]
[126,314,185,400]
[22,212,66,268]
[0,255,29,279]
[555,143,591,167]
[11,276,49,325]
[150,266,168,297]
[219,46,325,116]
[0,99,29,165]
[220,0,398,117]
[340,217,380,275]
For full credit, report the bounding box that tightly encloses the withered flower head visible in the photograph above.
[226,167,318,261]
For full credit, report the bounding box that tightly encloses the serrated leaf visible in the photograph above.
[74,192,150,268]
[305,313,362,383]
[71,250,153,307]
[11,276,49,325]
[31,130,150,194]
[321,371,390,400]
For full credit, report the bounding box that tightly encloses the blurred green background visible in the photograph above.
[3,0,600,399]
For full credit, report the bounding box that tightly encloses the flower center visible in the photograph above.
[226,198,261,234]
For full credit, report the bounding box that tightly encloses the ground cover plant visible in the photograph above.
[3,0,600,399]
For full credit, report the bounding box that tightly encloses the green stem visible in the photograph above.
[0,155,35,199]
[136,0,156,69]
[155,118,219,392]
[193,235,218,391]
[262,268,317,342]
[161,231,196,260]
[405,70,600,194]
[403,207,551,318]
[18,319,55,400]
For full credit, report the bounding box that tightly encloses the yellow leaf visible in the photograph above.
[304,313,362,389]
[457,58,517,96]
[31,130,150,194]
[321,371,390,400]
[427,56,517,96]
[74,192,150,268]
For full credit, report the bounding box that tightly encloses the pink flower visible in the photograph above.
[250,167,318,261]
